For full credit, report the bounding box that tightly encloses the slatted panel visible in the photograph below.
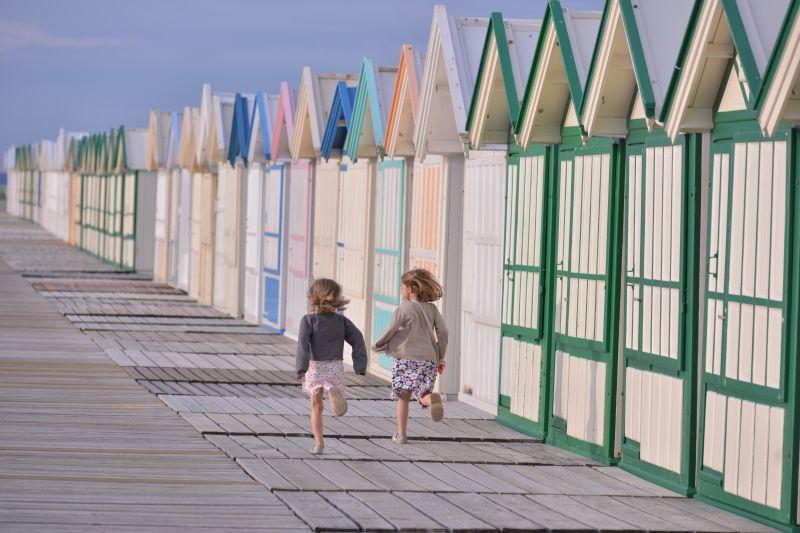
[337,159,372,336]
[460,154,505,412]
[177,169,193,291]
[167,169,181,285]
[409,157,444,276]
[212,167,227,309]
[500,337,542,422]
[198,173,216,305]
[700,137,791,516]
[69,174,80,245]
[312,160,341,280]
[555,153,610,344]
[284,162,312,338]
[190,173,203,298]
[373,160,405,370]
[262,165,285,330]
[624,367,683,473]
[243,166,262,324]
[154,169,169,282]
[552,350,606,446]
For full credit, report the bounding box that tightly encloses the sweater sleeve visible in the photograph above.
[433,304,449,363]
[343,316,368,375]
[371,305,404,352]
[294,315,312,374]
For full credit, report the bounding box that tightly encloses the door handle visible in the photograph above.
[708,253,718,277]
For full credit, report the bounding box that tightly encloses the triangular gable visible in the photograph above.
[270,82,296,162]
[414,6,489,158]
[227,93,252,166]
[467,12,541,149]
[146,109,172,171]
[2,145,15,172]
[385,45,425,158]
[177,106,197,170]
[167,111,181,169]
[346,58,397,161]
[247,92,274,165]
[661,0,790,140]
[757,1,800,137]
[195,83,213,167]
[124,126,149,171]
[581,0,693,137]
[320,81,357,160]
[517,2,601,146]
[290,68,359,161]
[207,92,235,166]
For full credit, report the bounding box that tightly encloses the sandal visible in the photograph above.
[309,442,324,455]
[329,388,348,416]
[429,393,444,422]
[392,433,408,444]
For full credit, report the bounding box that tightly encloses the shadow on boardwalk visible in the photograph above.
[0,211,775,532]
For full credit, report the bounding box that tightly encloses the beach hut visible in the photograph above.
[165,111,182,286]
[15,144,39,223]
[412,7,489,397]
[659,0,796,527]
[76,126,157,272]
[578,0,698,490]
[66,135,85,245]
[291,69,359,289]
[272,82,316,339]
[175,107,197,291]
[346,58,399,375]
[41,130,82,243]
[462,13,541,414]
[213,93,251,318]
[2,146,16,215]
[147,110,175,283]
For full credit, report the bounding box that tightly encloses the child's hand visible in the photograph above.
[296,371,305,381]
[436,362,446,374]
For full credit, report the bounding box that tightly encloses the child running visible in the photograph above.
[295,278,367,454]
[373,269,448,444]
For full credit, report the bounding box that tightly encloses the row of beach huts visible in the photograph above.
[4,0,800,529]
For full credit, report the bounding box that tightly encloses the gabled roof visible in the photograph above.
[146,109,173,171]
[661,0,790,140]
[467,12,542,149]
[385,45,425,158]
[206,92,236,166]
[2,145,14,172]
[346,58,398,161]
[195,83,213,167]
[167,111,181,169]
[177,106,198,170]
[123,126,150,171]
[757,0,800,137]
[414,5,489,158]
[270,82,296,162]
[227,93,253,166]
[581,0,692,138]
[320,81,357,160]
[247,92,275,165]
[290,68,358,161]
[517,1,601,147]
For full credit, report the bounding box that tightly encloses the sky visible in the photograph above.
[0,0,604,153]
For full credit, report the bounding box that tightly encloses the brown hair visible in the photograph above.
[401,269,443,303]
[307,278,349,314]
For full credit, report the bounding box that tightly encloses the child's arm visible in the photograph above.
[294,315,312,378]
[343,317,368,375]
[433,305,449,363]
[371,306,406,352]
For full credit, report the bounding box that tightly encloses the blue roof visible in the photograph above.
[249,92,273,161]
[228,93,251,165]
[320,81,357,160]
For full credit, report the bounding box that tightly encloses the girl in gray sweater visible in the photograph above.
[295,278,367,454]
[373,269,448,444]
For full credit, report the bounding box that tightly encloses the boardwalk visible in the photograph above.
[0,209,775,532]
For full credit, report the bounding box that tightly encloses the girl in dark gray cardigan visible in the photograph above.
[295,278,367,454]
[372,269,448,444]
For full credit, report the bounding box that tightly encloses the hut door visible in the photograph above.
[622,138,694,490]
[550,142,620,459]
[460,153,505,412]
[373,159,406,370]
[262,164,285,331]
[409,156,444,276]
[243,166,263,324]
[499,150,548,431]
[285,161,312,338]
[213,169,227,308]
[698,132,794,519]
[312,160,341,280]
[167,170,180,285]
[336,159,372,338]
[177,169,192,291]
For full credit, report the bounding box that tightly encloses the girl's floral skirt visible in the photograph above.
[391,358,437,403]
[302,360,346,397]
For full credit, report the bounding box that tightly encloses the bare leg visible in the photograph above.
[310,390,324,445]
[396,390,411,436]
[419,391,431,406]
[419,390,443,422]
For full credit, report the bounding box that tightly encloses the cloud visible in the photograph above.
[0,19,126,55]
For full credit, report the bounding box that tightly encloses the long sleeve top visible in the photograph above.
[294,313,368,375]
[372,299,448,363]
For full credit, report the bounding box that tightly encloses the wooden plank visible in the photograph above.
[204,434,255,458]
[352,491,444,531]
[396,492,493,531]
[345,461,421,491]
[442,492,546,532]
[275,490,357,531]
[266,459,339,491]
[235,458,296,490]
[318,491,394,532]
[307,459,381,490]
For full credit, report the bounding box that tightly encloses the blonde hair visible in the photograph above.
[401,269,443,303]
[307,278,349,314]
